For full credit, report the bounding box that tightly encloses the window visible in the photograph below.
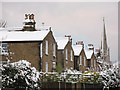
[91,58,93,67]
[53,62,56,70]
[45,62,48,72]
[88,60,90,68]
[1,43,8,54]
[66,49,68,60]
[80,55,82,65]
[53,44,56,57]
[84,56,86,66]
[94,59,96,67]
[45,40,48,55]
[40,43,42,58]
[62,51,64,54]
[71,50,73,61]
[77,57,79,65]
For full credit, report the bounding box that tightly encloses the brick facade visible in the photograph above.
[63,41,74,70]
[41,31,57,72]
[78,49,87,72]
[1,14,99,73]
[2,30,57,72]
[86,53,98,72]
[74,49,87,73]
[2,42,40,70]
[57,41,74,71]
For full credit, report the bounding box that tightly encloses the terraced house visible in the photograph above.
[55,36,74,71]
[1,14,57,72]
[85,44,97,72]
[72,41,87,73]
[0,14,99,73]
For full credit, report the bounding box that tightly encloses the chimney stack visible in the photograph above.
[25,14,28,19]
[23,13,36,31]
[65,35,72,44]
[88,44,94,50]
[75,41,84,48]
[31,14,34,19]
[65,35,72,41]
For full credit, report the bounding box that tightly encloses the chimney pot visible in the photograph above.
[28,14,31,19]
[25,14,28,19]
[31,14,34,19]
[23,14,36,31]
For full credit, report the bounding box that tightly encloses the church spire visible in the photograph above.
[101,34,102,50]
[103,17,108,56]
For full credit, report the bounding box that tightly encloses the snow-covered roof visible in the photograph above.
[0,30,50,42]
[85,49,93,59]
[36,26,51,31]
[0,27,23,31]
[72,45,83,56]
[0,26,51,31]
[55,37,69,50]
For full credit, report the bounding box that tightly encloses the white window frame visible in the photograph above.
[84,56,86,66]
[80,55,82,65]
[91,58,93,67]
[53,43,56,57]
[94,59,96,67]
[46,62,48,72]
[71,50,73,61]
[40,43,42,58]
[66,49,68,60]
[77,57,79,65]
[45,40,48,55]
[53,62,56,69]
[1,43,8,55]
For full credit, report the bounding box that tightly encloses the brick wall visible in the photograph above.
[79,49,87,72]
[41,31,57,72]
[2,42,40,70]
[57,41,74,71]
[2,31,57,72]
[63,41,74,70]
[57,50,64,71]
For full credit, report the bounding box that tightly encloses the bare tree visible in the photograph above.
[0,20,7,28]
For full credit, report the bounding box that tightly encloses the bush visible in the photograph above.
[1,60,41,89]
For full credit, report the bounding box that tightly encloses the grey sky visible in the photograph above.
[1,2,118,63]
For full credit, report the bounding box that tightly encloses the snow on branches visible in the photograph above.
[100,62,120,89]
[1,60,41,89]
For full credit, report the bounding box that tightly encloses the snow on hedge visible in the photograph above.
[1,60,41,89]
[100,66,120,89]
[1,59,119,89]
[41,69,101,84]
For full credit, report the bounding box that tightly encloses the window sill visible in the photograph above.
[45,54,49,56]
[53,55,56,58]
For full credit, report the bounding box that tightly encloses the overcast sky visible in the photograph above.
[0,2,118,63]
